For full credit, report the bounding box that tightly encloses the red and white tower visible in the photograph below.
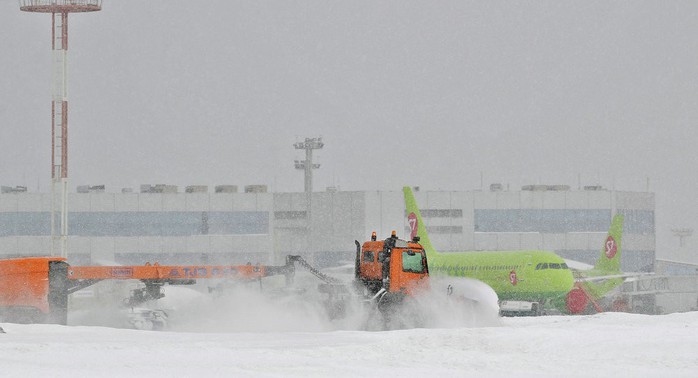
[20,1,102,257]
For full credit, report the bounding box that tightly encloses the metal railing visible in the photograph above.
[20,0,101,6]
[19,0,102,12]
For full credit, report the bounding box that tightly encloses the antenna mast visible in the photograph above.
[20,1,103,257]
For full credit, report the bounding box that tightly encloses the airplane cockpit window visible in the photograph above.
[561,263,569,269]
[540,263,549,270]
[550,263,561,269]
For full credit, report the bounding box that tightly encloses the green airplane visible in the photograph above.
[403,186,625,315]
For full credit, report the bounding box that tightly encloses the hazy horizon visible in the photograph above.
[2,1,697,255]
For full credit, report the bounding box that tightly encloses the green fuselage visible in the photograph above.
[427,250,575,309]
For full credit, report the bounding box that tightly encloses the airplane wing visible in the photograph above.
[564,259,594,271]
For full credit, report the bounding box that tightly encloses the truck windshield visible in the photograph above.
[402,251,425,273]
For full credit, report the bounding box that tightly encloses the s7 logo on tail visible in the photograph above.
[408,212,418,239]
[605,236,617,259]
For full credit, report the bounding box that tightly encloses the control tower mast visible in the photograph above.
[19,1,103,258]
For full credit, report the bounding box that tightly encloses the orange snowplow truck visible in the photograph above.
[354,231,430,310]
[0,234,430,325]
[0,256,296,325]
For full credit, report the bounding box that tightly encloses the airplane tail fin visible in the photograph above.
[403,186,440,257]
[593,214,624,273]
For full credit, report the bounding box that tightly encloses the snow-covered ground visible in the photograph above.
[2,312,698,377]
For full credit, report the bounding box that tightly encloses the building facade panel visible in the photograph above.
[89,193,116,212]
[519,191,545,209]
[473,191,497,209]
[113,237,139,256]
[254,193,274,212]
[207,235,235,254]
[162,193,186,211]
[449,191,471,210]
[564,191,589,208]
[232,193,263,211]
[160,236,188,254]
[363,191,382,237]
[15,235,50,256]
[209,194,233,211]
[424,191,453,209]
[541,233,566,251]
[0,195,18,212]
[138,194,163,211]
[0,188,657,272]
[494,233,523,250]
[542,192,566,209]
[350,192,367,241]
[114,193,139,212]
[289,193,308,211]
[273,192,292,211]
[377,191,404,238]
[70,194,91,212]
[68,237,92,256]
[564,232,592,251]
[311,193,335,253]
[0,236,19,255]
[586,191,612,209]
[23,193,51,212]
[473,233,499,250]
[495,192,519,209]
[184,236,211,253]
[185,193,209,211]
[621,234,655,251]
[616,191,654,210]
[88,237,116,262]
[137,236,165,254]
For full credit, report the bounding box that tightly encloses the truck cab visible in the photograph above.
[355,232,429,298]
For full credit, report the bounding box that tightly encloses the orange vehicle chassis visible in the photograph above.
[0,256,296,325]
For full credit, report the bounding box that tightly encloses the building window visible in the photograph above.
[617,209,655,235]
[274,211,307,220]
[404,226,463,235]
[474,209,612,233]
[406,209,463,218]
[474,209,654,235]
[0,211,269,237]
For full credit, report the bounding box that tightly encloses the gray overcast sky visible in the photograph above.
[1,1,697,253]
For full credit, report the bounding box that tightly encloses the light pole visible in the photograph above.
[672,228,693,248]
[294,137,323,257]
[294,137,323,194]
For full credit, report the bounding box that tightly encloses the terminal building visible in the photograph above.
[0,184,655,272]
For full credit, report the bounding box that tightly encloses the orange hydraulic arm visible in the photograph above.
[67,263,270,281]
